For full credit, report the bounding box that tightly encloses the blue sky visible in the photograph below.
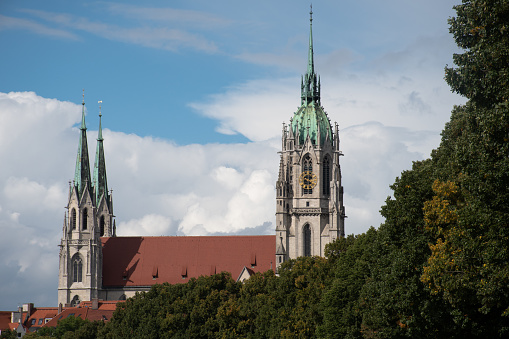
[0,1,466,310]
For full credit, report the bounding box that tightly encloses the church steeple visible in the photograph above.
[93,101,109,207]
[301,5,320,105]
[74,91,92,198]
[277,7,345,271]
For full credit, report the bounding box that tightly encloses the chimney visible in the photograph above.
[58,303,63,314]
[23,303,34,317]
[92,298,99,310]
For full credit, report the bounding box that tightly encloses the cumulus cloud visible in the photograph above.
[188,31,466,234]
[0,92,279,309]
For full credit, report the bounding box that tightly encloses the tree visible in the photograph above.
[99,272,242,338]
[0,330,17,339]
[419,0,509,335]
[319,229,378,338]
[445,0,509,108]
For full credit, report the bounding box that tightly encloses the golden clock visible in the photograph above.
[299,171,317,189]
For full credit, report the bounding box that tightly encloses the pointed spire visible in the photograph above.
[278,154,285,182]
[301,5,320,105]
[63,212,68,238]
[307,5,314,76]
[97,101,103,141]
[74,90,92,199]
[93,100,109,207]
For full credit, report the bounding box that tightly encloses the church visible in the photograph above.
[57,10,345,307]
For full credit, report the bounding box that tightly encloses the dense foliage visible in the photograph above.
[23,316,105,339]
[42,0,509,337]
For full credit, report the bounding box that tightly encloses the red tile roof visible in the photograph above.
[0,311,11,331]
[25,308,59,331]
[101,235,276,286]
[43,306,120,328]
[79,300,121,311]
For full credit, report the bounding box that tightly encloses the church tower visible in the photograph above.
[276,9,345,269]
[58,95,114,306]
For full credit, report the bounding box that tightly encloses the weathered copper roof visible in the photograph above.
[292,8,332,146]
[101,235,276,287]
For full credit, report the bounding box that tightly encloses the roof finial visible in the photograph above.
[80,90,86,130]
[98,100,103,141]
[310,4,313,22]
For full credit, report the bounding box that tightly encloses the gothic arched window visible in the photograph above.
[100,216,105,236]
[71,208,76,230]
[322,156,331,196]
[302,154,313,195]
[82,208,88,230]
[303,224,311,256]
[72,255,83,283]
[71,295,80,307]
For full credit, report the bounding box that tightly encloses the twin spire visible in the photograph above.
[74,91,109,206]
[301,5,320,105]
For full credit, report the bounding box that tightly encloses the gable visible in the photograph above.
[101,235,276,287]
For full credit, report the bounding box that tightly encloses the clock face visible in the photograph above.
[300,171,317,189]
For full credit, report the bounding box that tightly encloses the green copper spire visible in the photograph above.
[301,5,320,105]
[74,91,92,198]
[307,5,314,76]
[93,101,109,206]
[293,7,331,146]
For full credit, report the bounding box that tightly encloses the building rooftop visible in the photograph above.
[102,235,276,286]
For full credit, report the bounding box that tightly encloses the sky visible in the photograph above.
[0,0,467,310]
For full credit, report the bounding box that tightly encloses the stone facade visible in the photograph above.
[57,10,344,304]
[58,100,114,307]
[275,10,345,270]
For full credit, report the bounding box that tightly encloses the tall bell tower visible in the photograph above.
[276,8,345,269]
[58,94,114,306]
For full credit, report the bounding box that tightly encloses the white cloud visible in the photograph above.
[119,214,173,236]
[19,9,218,53]
[0,14,78,40]
[106,3,232,29]
[0,91,280,309]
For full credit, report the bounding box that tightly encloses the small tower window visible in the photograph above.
[302,154,313,195]
[82,208,88,230]
[71,208,76,230]
[303,224,311,257]
[72,255,83,283]
[100,216,105,236]
[323,156,331,196]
